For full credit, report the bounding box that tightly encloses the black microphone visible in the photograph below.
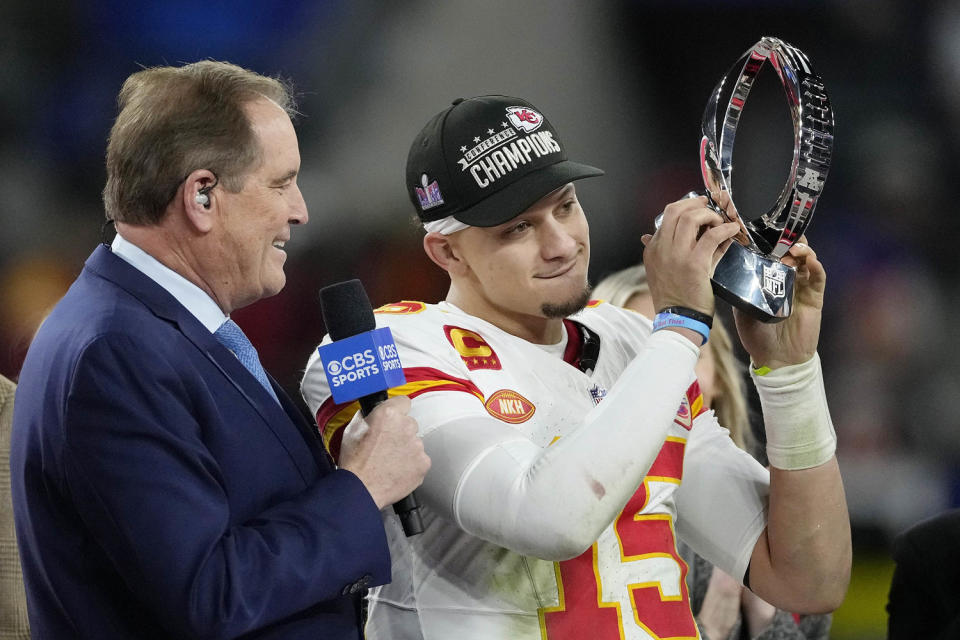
[319,279,424,536]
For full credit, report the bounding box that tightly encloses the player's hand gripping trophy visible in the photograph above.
[662,36,834,322]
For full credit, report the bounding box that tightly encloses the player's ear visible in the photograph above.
[423,232,465,274]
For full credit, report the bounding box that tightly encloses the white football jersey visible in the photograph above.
[301,301,768,640]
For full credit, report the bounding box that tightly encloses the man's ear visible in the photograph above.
[182,169,219,233]
[423,231,467,275]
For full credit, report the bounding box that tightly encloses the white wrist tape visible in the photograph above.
[751,353,836,470]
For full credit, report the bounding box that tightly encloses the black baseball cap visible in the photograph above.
[406,95,604,227]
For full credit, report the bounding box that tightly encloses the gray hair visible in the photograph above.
[103,60,296,225]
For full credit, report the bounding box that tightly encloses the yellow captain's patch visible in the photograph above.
[444,325,502,371]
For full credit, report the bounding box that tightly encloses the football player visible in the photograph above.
[302,95,850,640]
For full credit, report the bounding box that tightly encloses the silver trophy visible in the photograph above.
[697,37,833,322]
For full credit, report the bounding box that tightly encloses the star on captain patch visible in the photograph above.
[460,145,467,152]
[487,128,494,134]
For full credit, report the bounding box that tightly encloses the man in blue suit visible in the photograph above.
[10,60,430,639]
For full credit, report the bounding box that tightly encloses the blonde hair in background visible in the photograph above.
[103,60,296,226]
[592,265,753,452]
[591,265,649,310]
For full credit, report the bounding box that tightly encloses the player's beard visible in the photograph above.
[541,284,592,319]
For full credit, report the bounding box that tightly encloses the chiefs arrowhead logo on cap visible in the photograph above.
[506,106,544,133]
[485,389,536,424]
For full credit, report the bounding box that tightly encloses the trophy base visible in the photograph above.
[711,241,795,323]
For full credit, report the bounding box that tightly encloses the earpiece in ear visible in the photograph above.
[194,173,218,209]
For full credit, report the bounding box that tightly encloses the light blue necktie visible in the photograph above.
[214,318,280,404]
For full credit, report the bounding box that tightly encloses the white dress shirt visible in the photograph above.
[111,233,228,333]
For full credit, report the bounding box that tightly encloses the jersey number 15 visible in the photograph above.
[539,438,698,640]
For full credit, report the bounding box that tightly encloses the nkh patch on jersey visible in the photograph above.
[444,325,502,370]
[484,389,535,424]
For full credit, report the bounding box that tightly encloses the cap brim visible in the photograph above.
[452,160,604,227]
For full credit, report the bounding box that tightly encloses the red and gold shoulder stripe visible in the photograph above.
[375,301,426,314]
[585,299,603,308]
[673,380,706,431]
[314,366,484,461]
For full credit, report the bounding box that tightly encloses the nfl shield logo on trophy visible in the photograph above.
[762,264,786,298]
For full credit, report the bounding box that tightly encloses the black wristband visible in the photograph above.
[656,306,713,329]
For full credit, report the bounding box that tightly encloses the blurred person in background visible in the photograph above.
[301,95,850,639]
[594,264,831,640]
[1,373,30,639]
[10,60,428,640]
[886,508,960,640]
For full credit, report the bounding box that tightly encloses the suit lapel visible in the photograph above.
[197,340,329,480]
[84,245,329,479]
[270,375,334,471]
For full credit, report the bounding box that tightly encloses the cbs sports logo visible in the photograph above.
[325,345,401,388]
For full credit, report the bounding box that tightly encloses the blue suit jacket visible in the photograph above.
[11,245,390,639]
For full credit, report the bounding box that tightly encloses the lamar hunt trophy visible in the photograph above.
[697,36,833,322]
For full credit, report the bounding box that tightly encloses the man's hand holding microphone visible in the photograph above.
[318,279,430,534]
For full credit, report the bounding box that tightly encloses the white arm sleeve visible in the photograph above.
[416,330,700,561]
[674,413,769,582]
